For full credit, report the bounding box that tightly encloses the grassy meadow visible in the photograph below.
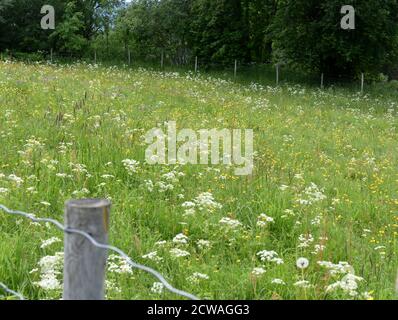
[0,60,397,300]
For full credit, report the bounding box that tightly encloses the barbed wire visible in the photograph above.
[0,282,25,300]
[0,204,199,301]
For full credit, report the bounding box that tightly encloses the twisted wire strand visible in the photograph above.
[0,282,25,300]
[0,204,199,300]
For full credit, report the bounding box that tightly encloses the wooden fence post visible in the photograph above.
[234,59,238,78]
[276,63,279,85]
[361,73,364,94]
[50,48,53,63]
[128,47,131,66]
[321,73,324,89]
[63,199,111,300]
[195,56,198,73]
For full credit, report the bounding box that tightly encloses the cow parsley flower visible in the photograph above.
[151,282,164,294]
[294,280,313,288]
[187,272,209,284]
[193,192,222,212]
[271,278,286,285]
[196,239,212,250]
[219,217,242,229]
[40,237,61,249]
[257,213,274,227]
[142,251,163,262]
[122,159,140,175]
[172,233,189,245]
[251,267,266,277]
[170,248,190,258]
[108,255,133,274]
[33,252,63,291]
[256,250,284,264]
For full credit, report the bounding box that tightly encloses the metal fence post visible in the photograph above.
[63,199,111,300]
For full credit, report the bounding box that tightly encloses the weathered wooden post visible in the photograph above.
[276,63,280,85]
[128,47,131,66]
[63,199,111,300]
[50,48,53,63]
[361,73,364,94]
[195,56,198,73]
[321,73,324,89]
[234,59,238,78]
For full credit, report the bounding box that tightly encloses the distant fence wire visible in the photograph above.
[0,204,199,301]
[0,282,25,300]
[0,49,370,92]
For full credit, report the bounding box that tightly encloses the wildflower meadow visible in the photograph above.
[0,60,397,300]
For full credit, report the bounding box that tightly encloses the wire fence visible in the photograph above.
[0,282,25,300]
[0,49,371,92]
[0,203,199,301]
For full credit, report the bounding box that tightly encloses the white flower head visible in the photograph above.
[151,282,164,295]
[296,257,310,269]
[251,267,266,277]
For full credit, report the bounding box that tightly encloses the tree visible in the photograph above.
[190,0,250,66]
[49,1,86,54]
[245,0,277,63]
[0,0,65,52]
[271,0,398,77]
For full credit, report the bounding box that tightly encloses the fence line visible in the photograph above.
[0,282,25,300]
[0,204,199,301]
[0,51,370,93]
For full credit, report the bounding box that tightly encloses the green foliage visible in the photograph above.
[1,61,398,300]
[50,2,87,54]
[272,0,398,77]
[1,0,398,78]
[190,0,250,65]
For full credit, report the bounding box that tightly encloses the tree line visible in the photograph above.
[1,0,398,78]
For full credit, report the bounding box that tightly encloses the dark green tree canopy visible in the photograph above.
[1,0,398,77]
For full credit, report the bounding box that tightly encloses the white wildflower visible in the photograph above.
[219,217,242,229]
[271,278,286,285]
[122,159,140,175]
[296,257,310,269]
[172,233,189,245]
[40,237,61,249]
[257,213,274,227]
[151,282,164,294]
[294,280,313,288]
[251,267,266,277]
[107,255,133,274]
[196,239,211,250]
[187,272,209,284]
[256,250,284,264]
[142,251,163,262]
[169,248,190,258]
